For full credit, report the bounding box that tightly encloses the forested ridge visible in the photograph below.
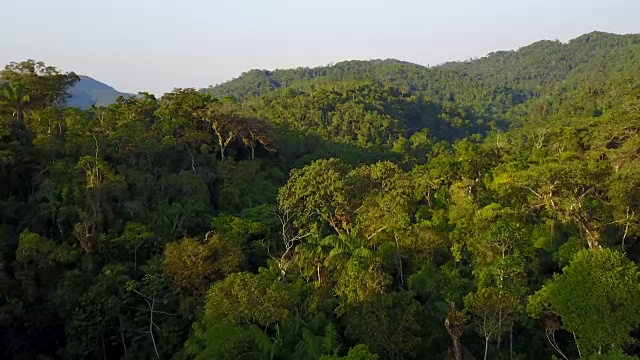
[1,31,640,359]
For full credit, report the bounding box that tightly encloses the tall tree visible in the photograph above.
[528,248,640,356]
[0,82,30,121]
[1,59,79,107]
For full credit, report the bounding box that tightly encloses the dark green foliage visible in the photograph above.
[2,32,640,360]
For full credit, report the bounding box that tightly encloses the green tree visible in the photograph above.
[1,59,79,107]
[465,287,520,360]
[278,158,354,236]
[319,344,379,360]
[528,248,640,356]
[0,82,30,121]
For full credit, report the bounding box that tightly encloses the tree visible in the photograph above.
[0,82,30,121]
[74,155,126,252]
[163,235,243,292]
[528,248,640,356]
[349,161,415,240]
[319,344,379,360]
[114,222,154,271]
[465,287,519,360]
[409,264,472,360]
[333,249,389,306]
[197,100,242,160]
[1,59,79,107]
[203,272,291,327]
[278,158,354,236]
[344,293,421,360]
[184,272,292,359]
[444,301,466,360]
[163,237,216,292]
[294,235,328,284]
[125,274,179,360]
[493,157,609,249]
[237,116,276,159]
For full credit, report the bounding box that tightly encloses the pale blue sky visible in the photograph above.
[1,0,638,95]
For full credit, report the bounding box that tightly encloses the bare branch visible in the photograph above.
[268,208,312,276]
[367,226,388,241]
[524,186,542,199]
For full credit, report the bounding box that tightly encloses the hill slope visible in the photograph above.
[198,32,640,148]
[68,75,131,108]
[204,31,640,102]
[199,31,640,147]
[202,58,429,100]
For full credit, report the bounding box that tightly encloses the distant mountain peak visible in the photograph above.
[68,75,131,109]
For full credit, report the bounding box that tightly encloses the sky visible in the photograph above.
[1,0,639,96]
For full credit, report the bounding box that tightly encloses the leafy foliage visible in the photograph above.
[2,32,640,360]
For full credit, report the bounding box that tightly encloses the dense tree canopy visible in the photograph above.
[2,31,640,359]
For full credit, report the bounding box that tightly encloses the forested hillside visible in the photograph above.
[1,31,640,360]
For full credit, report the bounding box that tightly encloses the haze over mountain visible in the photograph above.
[67,75,131,108]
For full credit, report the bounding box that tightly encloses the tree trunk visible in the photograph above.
[101,332,107,360]
[452,335,463,360]
[445,301,464,360]
[150,297,160,360]
[622,221,629,250]
[398,256,404,289]
[497,308,502,350]
[509,324,513,359]
[188,149,196,172]
[573,332,582,359]
[484,336,489,360]
[586,232,601,249]
[134,244,138,271]
[119,316,128,355]
[395,236,403,289]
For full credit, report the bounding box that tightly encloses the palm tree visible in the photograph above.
[295,236,329,284]
[321,234,377,270]
[0,82,30,122]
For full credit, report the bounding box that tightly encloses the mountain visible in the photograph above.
[203,31,640,103]
[202,58,429,100]
[68,75,131,108]
[199,31,640,147]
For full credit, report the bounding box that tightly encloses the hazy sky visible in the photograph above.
[2,0,639,95]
